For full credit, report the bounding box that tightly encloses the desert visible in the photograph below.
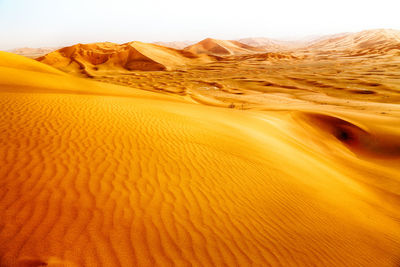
[1,26,400,266]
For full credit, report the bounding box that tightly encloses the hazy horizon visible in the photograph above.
[1,0,400,50]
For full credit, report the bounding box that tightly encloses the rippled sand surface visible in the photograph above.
[0,47,400,266]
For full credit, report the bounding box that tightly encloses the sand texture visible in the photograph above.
[1,29,400,266]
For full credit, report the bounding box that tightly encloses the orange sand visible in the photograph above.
[37,42,213,77]
[1,29,400,267]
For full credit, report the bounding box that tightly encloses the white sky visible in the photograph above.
[0,0,399,50]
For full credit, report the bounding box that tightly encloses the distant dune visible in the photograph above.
[7,47,58,58]
[238,37,283,48]
[7,29,400,61]
[306,29,400,54]
[238,29,400,54]
[237,37,300,51]
[1,49,400,266]
[37,41,213,77]
[183,38,264,55]
[153,41,195,50]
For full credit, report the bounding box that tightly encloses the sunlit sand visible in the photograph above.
[1,29,400,266]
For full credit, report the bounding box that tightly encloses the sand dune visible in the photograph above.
[1,49,400,267]
[0,51,67,75]
[7,47,58,58]
[237,37,302,51]
[306,29,400,55]
[37,41,212,77]
[237,29,400,55]
[238,37,285,48]
[153,41,195,50]
[183,38,263,55]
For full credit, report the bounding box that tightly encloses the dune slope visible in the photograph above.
[0,52,400,266]
[37,42,212,77]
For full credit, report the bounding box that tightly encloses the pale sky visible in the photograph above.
[0,0,399,50]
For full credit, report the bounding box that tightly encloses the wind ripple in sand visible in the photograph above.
[0,52,400,266]
[0,92,399,266]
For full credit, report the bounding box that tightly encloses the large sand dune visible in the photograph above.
[1,47,400,267]
[37,42,212,77]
